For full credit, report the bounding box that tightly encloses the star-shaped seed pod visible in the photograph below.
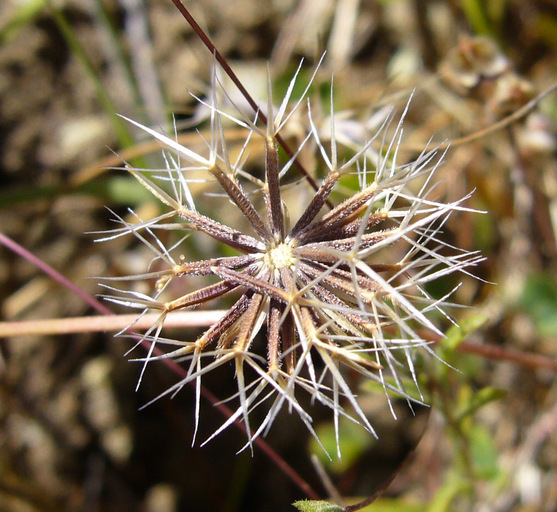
[99,64,482,455]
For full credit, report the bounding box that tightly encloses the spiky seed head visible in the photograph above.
[99,62,483,456]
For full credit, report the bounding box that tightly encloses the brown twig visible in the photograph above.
[3,309,556,373]
[400,82,557,153]
[457,340,557,372]
[0,311,226,338]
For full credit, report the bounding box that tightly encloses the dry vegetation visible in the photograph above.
[1,1,557,511]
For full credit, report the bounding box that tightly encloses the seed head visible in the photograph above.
[99,63,482,455]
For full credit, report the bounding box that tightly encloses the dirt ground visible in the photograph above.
[1,1,557,511]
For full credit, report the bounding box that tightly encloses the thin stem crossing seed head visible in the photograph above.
[99,64,482,455]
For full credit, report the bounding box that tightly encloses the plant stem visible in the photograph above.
[168,0,330,207]
[0,311,226,338]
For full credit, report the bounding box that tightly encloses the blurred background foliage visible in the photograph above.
[1,0,556,511]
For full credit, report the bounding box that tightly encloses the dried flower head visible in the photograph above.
[99,63,482,455]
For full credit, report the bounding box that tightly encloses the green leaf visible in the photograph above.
[0,176,153,209]
[349,497,426,512]
[442,313,488,354]
[519,273,557,338]
[455,386,506,422]
[427,474,469,512]
[362,376,426,404]
[474,202,496,252]
[469,424,500,479]
[293,500,343,512]
[459,0,494,37]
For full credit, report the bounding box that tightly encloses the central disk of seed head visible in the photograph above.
[264,242,295,270]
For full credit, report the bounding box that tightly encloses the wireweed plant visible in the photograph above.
[98,56,483,457]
